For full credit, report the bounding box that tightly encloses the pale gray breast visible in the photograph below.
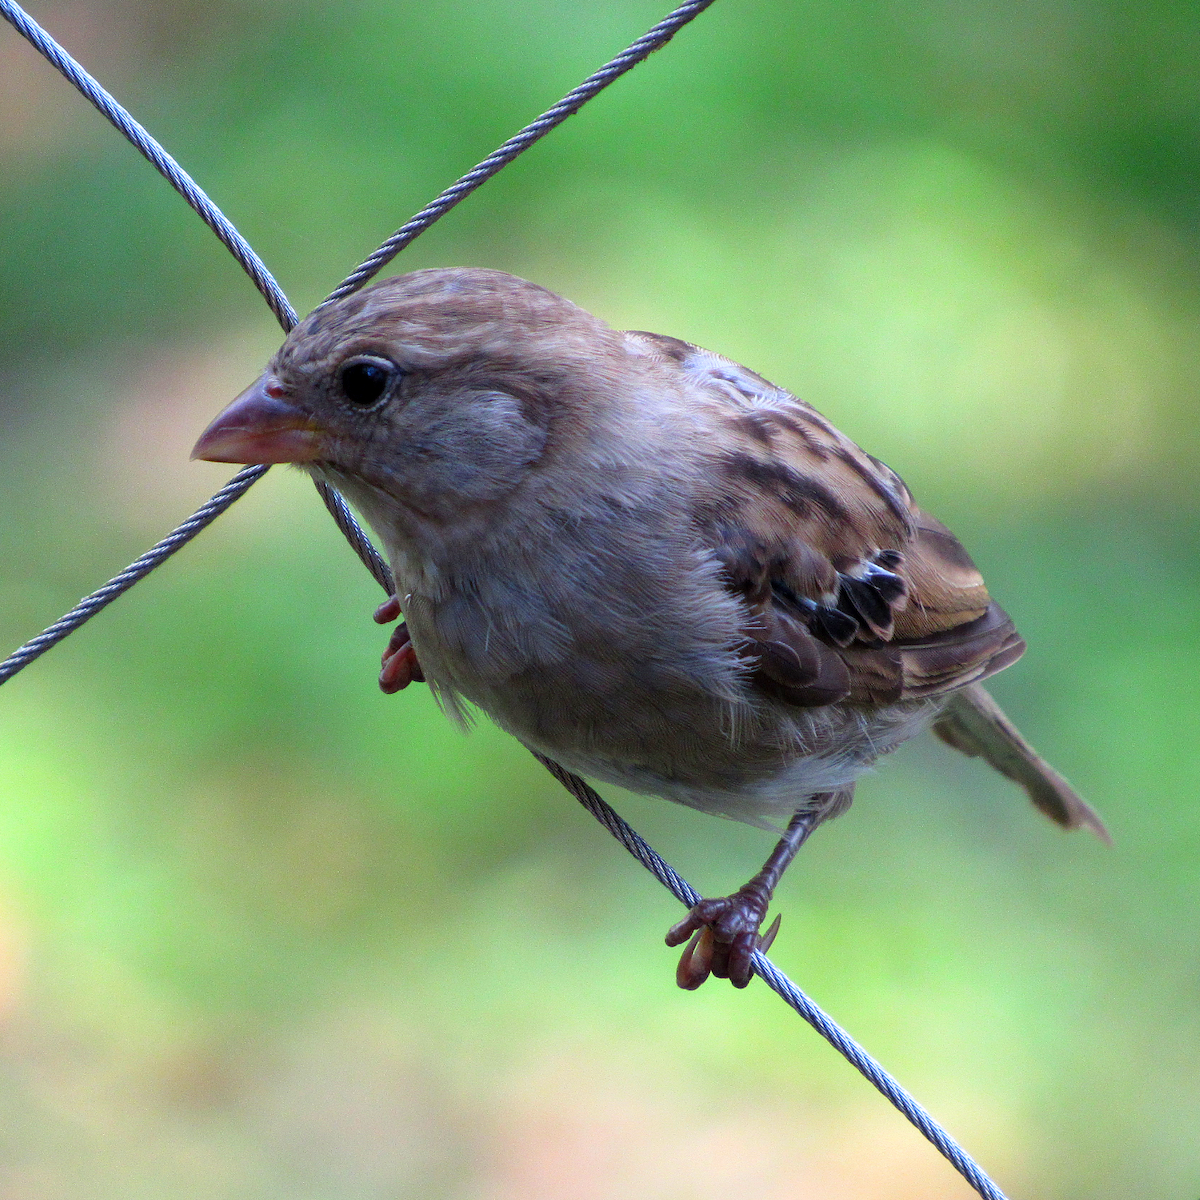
[390,504,780,779]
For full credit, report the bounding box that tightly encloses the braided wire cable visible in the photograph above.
[313,479,395,594]
[0,0,390,665]
[0,465,267,685]
[535,755,1010,1200]
[0,6,1015,1197]
[0,0,296,330]
[0,0,714,682]
[0,1,397,602]
[322,0,719,307]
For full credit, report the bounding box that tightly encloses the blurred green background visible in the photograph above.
[0,1,1197,1196]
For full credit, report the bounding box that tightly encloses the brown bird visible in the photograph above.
[193,268,1108,990]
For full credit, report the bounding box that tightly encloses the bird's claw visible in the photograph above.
[666,895,781,990]
[374,595,425,693]
[373,595,401,625]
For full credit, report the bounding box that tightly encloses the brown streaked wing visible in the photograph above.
[841,601,1025,704]
[627,329,1024,708]
[709,518,853,708]
[891,512,992,638]
[626,330,918,572]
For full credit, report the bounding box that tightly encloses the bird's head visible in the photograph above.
[192,268,632,537]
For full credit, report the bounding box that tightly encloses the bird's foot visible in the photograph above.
[374,595,425,693]
[665,889,781,990]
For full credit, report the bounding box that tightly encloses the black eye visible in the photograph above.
[339,358,395,406]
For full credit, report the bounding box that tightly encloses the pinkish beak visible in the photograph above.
[191,373,326,464]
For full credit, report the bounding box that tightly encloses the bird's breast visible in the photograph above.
[394,530,749,748]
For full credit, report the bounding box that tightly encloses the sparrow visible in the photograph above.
[193,267,1108,989]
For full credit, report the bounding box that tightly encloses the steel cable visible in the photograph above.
[322,0,720,307]
[0,0,713,680]
[536,754,1010,1200]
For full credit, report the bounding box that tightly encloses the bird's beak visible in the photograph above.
[191,373,326,464]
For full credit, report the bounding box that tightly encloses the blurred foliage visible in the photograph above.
[0,1,1198,1197]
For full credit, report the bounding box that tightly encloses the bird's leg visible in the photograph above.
[374,595,425,693]
[666,795,842,990]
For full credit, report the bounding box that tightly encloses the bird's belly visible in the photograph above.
[414,616,941,825]
[522,696,942,827]
[401,576,762,777]
[399,572,941,826]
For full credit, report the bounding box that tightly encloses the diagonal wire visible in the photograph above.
[535,755,1011,1200]
[322,0,719,307]
[0,464,267,684]
[0,6,1014,1198]
[0,0,713,680]
[0,0,296,330]
[0,0,368,679]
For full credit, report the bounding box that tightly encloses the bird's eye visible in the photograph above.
[339,358,395,406]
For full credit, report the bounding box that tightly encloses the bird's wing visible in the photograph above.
[624,331,1025,707]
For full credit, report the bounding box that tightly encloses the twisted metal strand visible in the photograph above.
[0,0,397,663]
[322,0,719,307]
[0,0,715,685]
[0,465,267,685]
[314,480,395,595]
[535,755,1011,1200]
[0,0,295,329]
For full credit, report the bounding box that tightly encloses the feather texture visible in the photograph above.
[624,331,1024,710]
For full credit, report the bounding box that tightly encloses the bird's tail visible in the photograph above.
[932,682,1110,843]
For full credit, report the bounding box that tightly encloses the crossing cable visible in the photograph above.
[0,0,719,674]
[0,5,1011,1197]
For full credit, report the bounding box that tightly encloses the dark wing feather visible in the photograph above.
[840,602,1026,704]
[624,330,1025,708]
